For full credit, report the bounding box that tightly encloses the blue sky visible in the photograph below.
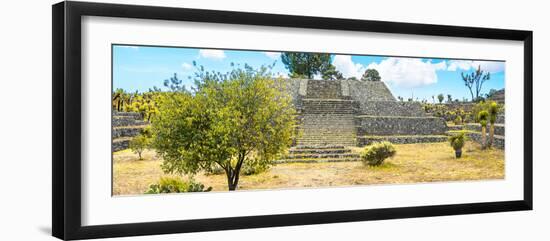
[113,45,505,101]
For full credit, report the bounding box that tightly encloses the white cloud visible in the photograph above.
[367,58,447,88]
[447,60,504,73]
[264,52,281,59]
[198,49,226,60]
[332,55,366,79]
[182,62,193,71]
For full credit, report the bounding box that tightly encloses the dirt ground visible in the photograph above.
[113,142,504,195]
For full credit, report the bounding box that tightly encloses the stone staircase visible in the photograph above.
[285,80,360,163]
[282,79,455,162]
[277,145,360,163]
[112,112,148,152]
[295,80,358,147]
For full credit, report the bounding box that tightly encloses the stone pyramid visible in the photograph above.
[281,79,448,163]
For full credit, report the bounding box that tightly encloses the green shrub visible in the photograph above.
[360,141,396,166]
[241,159,271,176]
[145,177,212,194]
[129,134,151,160]
[448,132,466,151]
[453,116,463,125]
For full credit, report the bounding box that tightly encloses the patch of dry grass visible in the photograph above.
[113,142,504,195]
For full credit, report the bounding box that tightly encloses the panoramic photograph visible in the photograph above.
[111,45,505,196]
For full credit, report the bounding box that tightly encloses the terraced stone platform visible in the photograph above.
[289,79,450,151]
[446,114,505,149]
[112,112,148,152]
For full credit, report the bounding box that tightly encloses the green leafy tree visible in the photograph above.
[361,69,381,81]
[437,94,444,104]
[461,65,491,102]
[447,94,452,103]
[281,52,331,79]
[152,65,296,191]
[129,133,151,160]
[321,64,344,80]
[164,73,186,92]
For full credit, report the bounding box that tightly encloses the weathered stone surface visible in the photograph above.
[465,132,505,149]
[464,123,505,136]
[281,79,452,147]
[348,80,395,102]
[298,79,308,96]
[112,112,150,151]
[282,146,360,163]
[306,79,344,99]
[357,135,448,146]
[447,125,464,131]
[297,113,356,146]
[496,114,505,124]
[112,126,147,138]
[341,79,350,97]
[359,101,427,117]
[356,116,447,136]
[488,89,505,104]
[112,137,131,152]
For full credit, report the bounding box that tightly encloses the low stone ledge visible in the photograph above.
[464,132,505,150]
[464,123,505,136]
[357,135,448,146]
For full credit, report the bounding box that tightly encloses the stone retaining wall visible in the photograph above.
[356,116,447,136]
[465,132,505,149]
[357,135,448,146]
[464,123,505,136]
[359,101,427,117]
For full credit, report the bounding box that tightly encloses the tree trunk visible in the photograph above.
[481,127,487,149]
[226,169,240,191]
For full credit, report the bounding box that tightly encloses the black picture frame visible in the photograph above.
[52,1,533,240]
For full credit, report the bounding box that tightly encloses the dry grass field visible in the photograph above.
[113,142,504,195]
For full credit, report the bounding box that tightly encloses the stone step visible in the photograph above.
[297,111,357,146]
[296,142,356,146]
[113,111,142,118]
[112,137,132,152]
[275,157,361,164]
[293,145,345,149]
[286,153,360,159]
[357,135,448,146]
[112,118,147,127]
[289,149,349,154]
[112,125,147,138]
[447,125,464,131]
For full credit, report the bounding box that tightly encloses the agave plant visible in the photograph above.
[478,110,489,149]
